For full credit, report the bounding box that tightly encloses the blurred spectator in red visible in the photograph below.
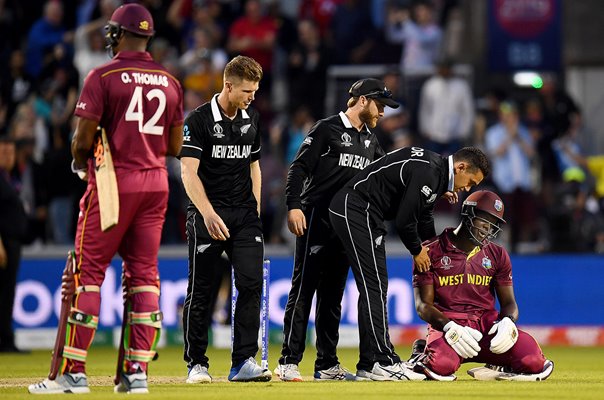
[299,0,343,39]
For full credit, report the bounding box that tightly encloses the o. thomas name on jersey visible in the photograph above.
[212,145,252,159]
[338,153,370,170]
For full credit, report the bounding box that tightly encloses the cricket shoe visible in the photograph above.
[356,362,426,381]
[496,360,554,381]
[114,366,149,394]
[228,357,272,382]
[28,373,90,394]
[274,363,303,382]
[314,364,357,381]
[186,364,212,383]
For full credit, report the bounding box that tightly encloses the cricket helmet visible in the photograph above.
[461,190,506,246]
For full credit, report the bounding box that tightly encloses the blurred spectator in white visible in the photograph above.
[0,50,33,135]
[386,0,442,74]
[485,102,538,252]
[474,87,507,150]
[73,0,118,86]
[26,0,73,78]
[287,19,329,119]
[418,58,473,155]
[374,106,411,153]
[180,26,227,76]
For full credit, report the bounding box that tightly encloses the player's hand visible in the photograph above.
[413,246,431,272]
[287,209,306,237]
[442,191,458,204]
[70,160,88,181]
[488,317,518,354]
[204,211,230,241]
[443,321,483,359]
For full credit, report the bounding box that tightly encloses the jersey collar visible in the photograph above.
[114,51,153,61]
[339,111,371,135]
[447,155,454,192]
[211,94,250,122]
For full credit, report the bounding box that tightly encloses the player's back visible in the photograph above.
[80,51,183,173]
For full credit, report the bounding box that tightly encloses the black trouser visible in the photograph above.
[329,191,401,371]
[0,237,21,347]
[183,207,264,368]
[278,207,350,371]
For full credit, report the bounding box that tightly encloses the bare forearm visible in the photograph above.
[181,167,214,217]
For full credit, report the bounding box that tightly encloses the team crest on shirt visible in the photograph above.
[240,124,252,135]
[213,123,224,138]
[482,256,492,269]
[364,139,371,148]
[341,132,352,147]
[303,136,313,145]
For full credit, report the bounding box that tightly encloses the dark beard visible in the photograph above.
[359,107,376,128]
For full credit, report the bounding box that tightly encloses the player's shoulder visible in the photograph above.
[482,241,510,260]
[244,105,260,121]
[185,102,212,122]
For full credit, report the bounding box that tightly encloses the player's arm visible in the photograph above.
[495,285,519,322]
[415,284,483,358]
[180,156,229,240]
[251,160,261,215]
[414,285,448,330]
[71,117,98,169]
[285,121,327,236]
[167,124,184,157]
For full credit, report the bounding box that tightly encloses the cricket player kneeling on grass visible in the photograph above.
[408,190,553,381]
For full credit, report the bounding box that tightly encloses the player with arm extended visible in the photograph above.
[275,79,397,382]
[328,146,489,380]
[28,3,184,394]
[179,55,271,383]
[409,190,553,381]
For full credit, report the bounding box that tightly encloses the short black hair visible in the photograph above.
[453,147,490,178]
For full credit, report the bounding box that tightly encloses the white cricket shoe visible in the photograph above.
[274,364,303,382]
[186,364,212,383]
[228,357,272,382]
[314,364,356,381]
[28,373,90,394]
[114,367,148,394]
[357,362,426,381]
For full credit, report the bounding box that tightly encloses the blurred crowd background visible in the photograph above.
[1,0,604,254]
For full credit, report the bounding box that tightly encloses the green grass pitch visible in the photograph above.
[1,345,603,399]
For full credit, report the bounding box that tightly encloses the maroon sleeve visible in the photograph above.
[412,269,435,288]
[170,78,184,127]
[74,70,103,121]
[494,246,513,286]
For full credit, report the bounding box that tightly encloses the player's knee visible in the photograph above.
[428,356,459,376]
[515,354,546,374]
[74,289,101,315]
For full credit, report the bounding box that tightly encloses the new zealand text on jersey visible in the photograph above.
[212,145,252,159]
[338,153,370,170]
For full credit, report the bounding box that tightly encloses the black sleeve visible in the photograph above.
[394,163,439,255]
[285,121,330,210]
[178,112,204,159]
[417,206,436,241]
[251,113,261,162]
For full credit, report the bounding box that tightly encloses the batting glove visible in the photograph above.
[488,317,518,354]
[443,321,483,359]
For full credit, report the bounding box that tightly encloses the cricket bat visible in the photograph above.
[94,127,119,231]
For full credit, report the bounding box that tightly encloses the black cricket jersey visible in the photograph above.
[339,147,454,255]
[179,94,261,210]
[286,112,385,210]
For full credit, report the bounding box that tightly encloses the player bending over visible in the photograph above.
[408,190,553,381]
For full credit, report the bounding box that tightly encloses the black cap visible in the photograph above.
[349,78,399,109]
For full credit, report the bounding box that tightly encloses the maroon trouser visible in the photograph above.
[62,170,167,375]
[424,310,546,376]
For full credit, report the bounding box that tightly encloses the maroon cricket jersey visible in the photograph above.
[413,228,513,314]
[75,51,183,178]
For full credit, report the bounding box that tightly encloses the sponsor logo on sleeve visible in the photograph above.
[303,136,313,145]
[183,124,190,141]
[421,185,432,197]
